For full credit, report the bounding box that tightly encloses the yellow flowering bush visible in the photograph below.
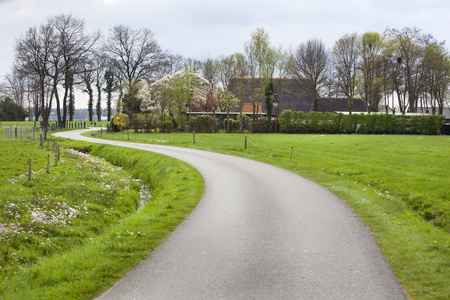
[111,114,129,132]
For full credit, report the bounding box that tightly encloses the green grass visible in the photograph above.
[0,139,204,299]
[94,131,450,300]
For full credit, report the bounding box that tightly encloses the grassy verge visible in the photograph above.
[0,139,204,299]
[94,131,449,300]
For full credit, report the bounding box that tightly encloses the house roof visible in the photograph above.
[228,77,368,114]
[314,98,367,113]
[228,77,311,114]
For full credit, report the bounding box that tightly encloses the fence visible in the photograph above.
[5,127,39,141]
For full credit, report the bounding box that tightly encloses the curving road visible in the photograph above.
[54,129,407,300]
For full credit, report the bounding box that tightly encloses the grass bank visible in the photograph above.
[0,139,204,299]
[95,131,449,300]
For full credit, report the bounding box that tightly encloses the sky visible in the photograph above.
[1,0,449,108]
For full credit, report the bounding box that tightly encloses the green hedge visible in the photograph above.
[189,115,217,133]
[223,118,240,132]
[279,110,445,135]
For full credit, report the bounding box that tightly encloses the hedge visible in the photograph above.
[279,110,445,135]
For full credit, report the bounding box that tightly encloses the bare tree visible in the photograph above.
[92,54,106,122]
[48,14,99,127]
[332,33,360,114]
[5,67,26,110]
[15,24,55,128]
[80,62,95,121]
[154,54,184,79]
[385,27,436,113]
[423,42,450,115]
[104,25,167,86]
[290,38,329,111]
[104,25,167,130]
[200,57,220,90]
[103,69,115,121]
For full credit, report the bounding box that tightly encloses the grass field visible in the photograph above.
[0,139,204,299]
[94,131,450,300]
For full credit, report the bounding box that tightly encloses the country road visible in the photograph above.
[54,129,407,300]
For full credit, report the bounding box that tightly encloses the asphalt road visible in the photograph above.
[54,129,407,300]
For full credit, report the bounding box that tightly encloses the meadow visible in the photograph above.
[0,133,204,299]
[96,131,450,300]
[1,122,449,299]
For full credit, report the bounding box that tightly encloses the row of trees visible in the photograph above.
[1,14,449,133]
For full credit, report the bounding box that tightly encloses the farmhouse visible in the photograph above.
[227,77,367,115]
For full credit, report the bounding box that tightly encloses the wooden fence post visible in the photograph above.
[245,136,248,150]
[193,131,196,144]
[47,154,50,173]
[28,159,32,181]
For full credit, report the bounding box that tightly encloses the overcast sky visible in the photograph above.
[1,0,449,108]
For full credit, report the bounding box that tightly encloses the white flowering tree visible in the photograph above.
[145,68,210,131]
[171,68,210,118]
[137,79,154,111]
[141,75,173,132]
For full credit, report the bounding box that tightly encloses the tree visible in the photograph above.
[15,23,55,128]
[216,87,239,133]
[359,32,385,112]
[104,25,167,130]
[289,39,329,111]
[385,27,436,113]
[261,46,283,131]
[231,53,248,133]
[144,70,210,132]
[200,57,220,90]
[0,97,28,121]
[264,81,274,131]
[93,55,106,122]
[332,33,360,114]
[218,55,237,132]
[200,90,218,112]
[423,42,450,115]
[81,64,95,121]
[104,24,167,88]
[48,14,98,127]
[5,68,26,110]
[143,75,172,132]
[245,27,271,130]
[103,69,115,121]
[171,67,210,128]
[273,51,291,131]
[67,72,75,121]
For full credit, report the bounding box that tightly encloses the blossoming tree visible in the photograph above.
[141,69,210,131]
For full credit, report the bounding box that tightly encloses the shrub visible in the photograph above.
[111,114,129,132]
[237,114,250,131]
[249,117,269,133]
[279,110,294,133]
[223,118,240,133]
[163,120,174,133]
[190,115,217,133]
